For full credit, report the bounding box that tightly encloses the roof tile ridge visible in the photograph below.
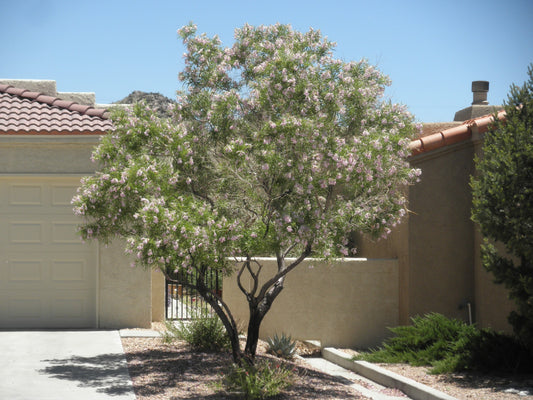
[0,84,55,106]
[2,86,32,97]
[51,98,76,109]
[410,123,471,156]
[465,110,507,134]
[19,90,42,101]
[409,109,508,156]
[441,124,471,146]
[84,107,108,118]
[36,94,61,105]
[68,103,92,114]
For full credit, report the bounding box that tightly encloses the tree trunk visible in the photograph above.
[244,308,262,363]
[243,282,285,363]
[197,285,245,364]
[170,265,246,366]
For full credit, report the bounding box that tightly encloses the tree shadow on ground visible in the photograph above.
[438,371,533,395]
[40,353,134,396]
[123,338,370,399]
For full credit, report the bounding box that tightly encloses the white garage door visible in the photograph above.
[0,177,97,328]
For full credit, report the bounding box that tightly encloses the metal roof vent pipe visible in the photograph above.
[472,80,489,105]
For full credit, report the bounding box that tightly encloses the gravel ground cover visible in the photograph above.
[339,348,533,400]
[120,325,533,400]
[380,363,533,400]
[121,337,371,399]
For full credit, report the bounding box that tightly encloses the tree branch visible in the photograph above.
[256,243,312,302]
[191,185,215,209]
[236,261,250,299]
[245,257,263,297]
[283,242,298,259]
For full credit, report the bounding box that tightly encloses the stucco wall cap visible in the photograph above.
[410,110,507,156]
[466,110,507,134]
[420,132,445,152]
[442,125,471,146]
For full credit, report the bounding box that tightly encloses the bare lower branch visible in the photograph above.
[257,243,312,301]
[282,242,297,259]
[246,257,263,298]
[236,262,250,298]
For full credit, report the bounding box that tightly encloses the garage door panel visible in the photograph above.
[7,297,43,319]
[51,295,91,319]
[51,260,87,281]
[8,183,44,206]
[3,181,81,207]
[0,293,94,328]
[51,184,81,206]
[7,259,44,282]
[3,257,94,289]
[8,221,44,244]
[0,177,96,328]
[52,221,83,244]
[1,218,86,248]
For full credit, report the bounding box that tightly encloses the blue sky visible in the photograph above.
[1,0,532,122]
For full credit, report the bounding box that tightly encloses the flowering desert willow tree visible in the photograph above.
[73,23,420,365]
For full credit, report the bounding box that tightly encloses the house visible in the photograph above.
[356,80,513,333]
[0,80,164,329]
[1,77,514,347]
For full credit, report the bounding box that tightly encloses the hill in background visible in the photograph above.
[115,91,176,118]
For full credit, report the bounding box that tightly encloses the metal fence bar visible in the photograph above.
[165,269,222,320]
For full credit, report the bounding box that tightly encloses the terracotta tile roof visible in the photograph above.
[410,110,507,156]
[420,122,462,137]
[0,84,114,135]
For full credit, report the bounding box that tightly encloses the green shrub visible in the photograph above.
[432,328,533,374]
[160,320,181,344]
[161,313,230,352]
[220,359,296,399]
[266,333,296,359]
[357,313,473,366]
[356,313,533,374]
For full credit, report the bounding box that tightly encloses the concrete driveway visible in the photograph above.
[0,330,136,400]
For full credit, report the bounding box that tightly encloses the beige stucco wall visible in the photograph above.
[98,241,152,328]
[151,269,166,322]
[223,258,399,349]
[407,143,477,323]
[0,135,100,174]
[354,221,409,324]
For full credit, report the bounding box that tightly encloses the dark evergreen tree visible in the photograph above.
[471,64,533,351]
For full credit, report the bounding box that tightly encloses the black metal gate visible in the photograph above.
[165,269,222,320]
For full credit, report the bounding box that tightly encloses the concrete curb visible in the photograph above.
[119,329,162,338]
[322,348,458,400]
